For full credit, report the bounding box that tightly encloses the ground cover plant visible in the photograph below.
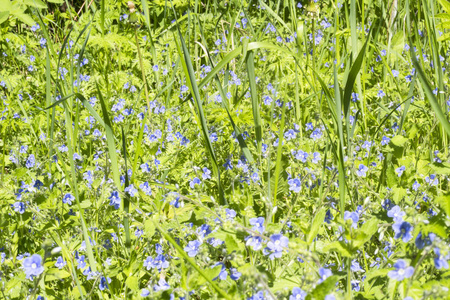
[1,0,450,299]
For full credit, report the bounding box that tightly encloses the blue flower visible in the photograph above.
[388,259,414,281]
[140,162,151,173]
[190,177,201,189]
[196,224,212,238]
[344,211,359,229]
[415,232,435,249]
[284,129,296,140]
[377,90,386,98]
[230,268,241,280]
[381,136,391,145]
[350,260,364,272]
[395,166,406,177]
[288,178,302,193]
[13,202,26,214]
[387,205,405,222]
[141,288,150,297]
[108,191,121,209]
[83,170,94,187]
[124,184,138,197]
[356,164,369,177]
[324,210,333,224]
[249,217,265,234]
[26,154,35,168]
[225,208,236,220]
[294,150,308,162]
[55,256,66,269]
[76,255,86,269]
[184,240,202,257]
[23,254,44,279]
[212,262,228,281]
[63,193,75,205]
[318,268,332,283]
[246,235,263,250]
[412,181,420,191]
[202,167,211,180]
[434,248,449,269]
[392,221,413,242]
[153,277,170,291]
[425,174,438,186]
[264,234,289,260]
[290,287,307,300]
[99,277,111,290]
[139,181,152,196]
[311,152,321,164]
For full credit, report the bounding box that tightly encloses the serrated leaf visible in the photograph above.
[225,234,241,253]
[436,193,450,216]
[423,215,447,238]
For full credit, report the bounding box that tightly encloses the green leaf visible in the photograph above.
[0,11,9,24]
[307,208,326,244]
[389,135,408,147]
[14,12,35,26]
[365,269,389,282]
[225,234,241,253]
[125,276,139,291]
[353,218,380,248]
[322,241,353,257]
[307,275,340,300]
[23,0,47,9]
[194,265,222,286]
[410,47,450,138]
[144,219,156,238]
[45,268,71,281]
[430,162,450,175]
[343,24,373,117]
[436,193,450,216]
[423,215,448,238]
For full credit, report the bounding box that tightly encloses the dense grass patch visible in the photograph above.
[1,0,450,299]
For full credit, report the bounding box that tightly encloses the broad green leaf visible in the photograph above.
[125,276,139,291]
[436,193,450,216]
[307,275,340,300]
[0,11,9,24]
[225,234,241,253]
[430,162,450,175]
[353,218,380,248]
[45,268,71,281]
[14,12,35,26]
[23,0,47,9]
[389,135,408,147]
